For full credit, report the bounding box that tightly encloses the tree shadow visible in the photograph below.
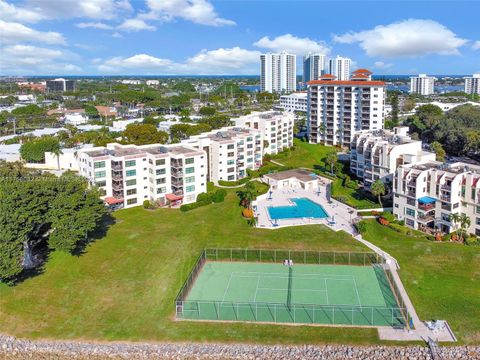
[72,212,116,256]
[9,242,50,286]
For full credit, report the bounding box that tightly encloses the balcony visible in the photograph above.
[441,184,451,191]
[112,173,123,181]
[111,164,123,171]
[173,189,184,197]
[172,178,183,186]
[418,202,435,211]
[112,181,124,191]
[171,170,183,178]
[417,214,435,223]
[171,160,183,169]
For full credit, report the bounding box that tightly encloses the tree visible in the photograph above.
[325,150,338,174]
[199,106,216,116]
[370,179,386,207]
[236,182,256,209]
[449,213,471,242]
[431,141,446,162]
[122,123,168,145]
[390,92,399,125]
[0,162,107,282]
[20,136,60,163]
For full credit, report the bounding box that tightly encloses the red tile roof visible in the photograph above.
[105,197,123,205]
[319,74,336,79]
[307,80,385,86]
[352,69,373,74]
[351,74,370,79]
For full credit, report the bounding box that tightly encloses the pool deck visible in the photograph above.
[254,185,356,234]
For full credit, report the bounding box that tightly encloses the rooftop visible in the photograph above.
[263,169,317,183]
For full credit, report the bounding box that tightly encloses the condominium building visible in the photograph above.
[77,143,207,209]
[464,74,480,95]
[328,56,351,81]
[232,111,294,155]
[46,78,76,92]
[307,69,386,147]
[278,92,308,112]
[410,74,436,95]
[260,52,297,93]
[181,127,263,183]
[393,161,480,235]
[350,127,435,187]
[303,53,327,83]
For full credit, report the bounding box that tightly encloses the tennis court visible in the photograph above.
[177,261,407,327]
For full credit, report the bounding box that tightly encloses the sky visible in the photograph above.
[0,0,479,76]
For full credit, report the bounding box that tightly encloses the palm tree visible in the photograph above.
[50,143,63,170]
[449,213,471,242]
[236,182,256,209]
[325,150,338,174]
[370,179,386,207]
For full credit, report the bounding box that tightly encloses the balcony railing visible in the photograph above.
[418,203,435,211]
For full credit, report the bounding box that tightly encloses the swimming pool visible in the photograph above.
[267,198,329,220]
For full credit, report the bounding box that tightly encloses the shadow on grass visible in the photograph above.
[72,212,116,256]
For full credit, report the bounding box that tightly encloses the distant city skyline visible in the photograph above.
[0,0,479,76]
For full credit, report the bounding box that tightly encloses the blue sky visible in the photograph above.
[1,0,479,75]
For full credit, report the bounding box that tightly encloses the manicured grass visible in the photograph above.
[359,220,480,344]
[331,179,382,210]
[0,191,383,344]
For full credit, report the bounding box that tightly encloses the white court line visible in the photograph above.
[221,273,233,302]
[257,287,328,292]
[253,276,261,302]
[231,271,355,278]
[231,274,355,281]
[353,278,362,306]
[325,279,329,305]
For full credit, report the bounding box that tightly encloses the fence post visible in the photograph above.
[318,251,321,264]
[304,251,306,264]
[349,252,351,265]
[288,250,291,260]
[216,248,218,261]
[274,249,277,263]
[391,308,394,326]
[363,253,366,266]
[333,252,336,265]
[260,249,262,262]
[274,304,277,322]
[332,307,335,324]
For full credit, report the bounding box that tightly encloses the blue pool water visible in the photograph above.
[267,198,329,220]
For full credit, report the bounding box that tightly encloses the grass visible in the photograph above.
[359,219,480,344]
[331,179,383,210]
[0,191,384,345]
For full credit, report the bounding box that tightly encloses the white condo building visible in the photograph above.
[410,74,436,95]
[232,111,294,155]
[464,74,480,95]
[328,56,351,81]
[307,69,386,147]
[303,53,327,83]
[181,127,263,183]
[77,143,207,209]
[393,161,480,235]
[350,127,435,188]
[260,52,297,93]
[278,92,308,112]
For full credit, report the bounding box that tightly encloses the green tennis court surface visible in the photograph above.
[178,262,406,327]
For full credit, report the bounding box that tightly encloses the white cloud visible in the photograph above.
[117,19,156,32]
[98,54,174,73]
[0,45,81,74]
[473,41,480,50]
[0,0,44,23]
[254,34,330,55]
[25,0,133,20]
[374,61,393,69]
[333,19,468,57]
[112,32,123,38]
[76,22,113,30]
[0,20,66,45]
[143,0,235,26]
[97,47,260,75]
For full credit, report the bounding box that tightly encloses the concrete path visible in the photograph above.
[269,159,285,167]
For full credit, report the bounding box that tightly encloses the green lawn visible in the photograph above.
[271,139,382,209]
[359,220,480,344]
[0,192,383,344]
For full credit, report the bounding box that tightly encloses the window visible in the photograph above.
[228,175,235,181]
[186,185,195,192]
[227,152,234,157]
[156,178,166,185]
[227,160,235,165]
[94,161,105,169]
[405,208,415,217]
[156,168,166,175]
[185,167,195,174]
[126,169,136,177]
[94,170,106,179]
[472,189,476,200]
[185,176,195,183]
[227,144,234,150]
[125,160,136,167]
[476,206,480,214]
[126,188,137,196]
[476,218,480,226]
[126,179,136,186]
[227,167,235,173]
[126,198,137,205]
[247,158,253,163]
[185,157,194,164]
[157,187,166,194]
[156,159,165,166]
[95,180,106,187]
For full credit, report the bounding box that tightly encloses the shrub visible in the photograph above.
[355,221,367,233]
[346,179,359,190]
[143,200,152,209]
[381,211,395,222]
[378,217,389,226]
[465,236,480,246]
[180,200,211,212]
[212,189,227,203]
[196,192,212,203]
[242,208,254,218]
[397,220,405,226]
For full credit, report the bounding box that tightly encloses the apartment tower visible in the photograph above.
[260,52,297,93]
